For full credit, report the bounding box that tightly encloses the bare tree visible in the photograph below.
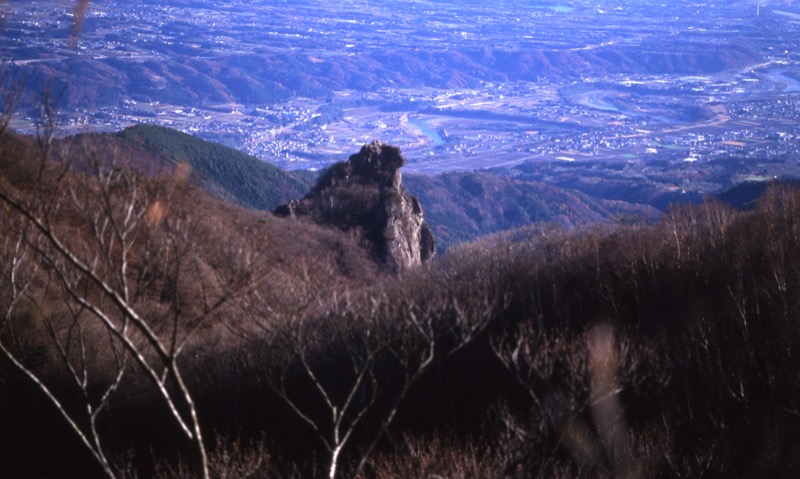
[0,124,256,477]
[237,267,498,479]
[0,225,128,479]
[0,62,23,136]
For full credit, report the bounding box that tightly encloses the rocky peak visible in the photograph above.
[275,142,435,273]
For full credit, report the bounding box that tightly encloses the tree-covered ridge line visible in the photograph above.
[112,124,660,253]
[117,124,311,211]
[76,124,794,254]
[403,170,660,253]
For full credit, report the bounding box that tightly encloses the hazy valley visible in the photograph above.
[3,0,800,178]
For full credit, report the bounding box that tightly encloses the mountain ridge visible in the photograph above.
[116,124,311,210]
[48,124,790,253]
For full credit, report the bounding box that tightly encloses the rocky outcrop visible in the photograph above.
[274,141,435,272]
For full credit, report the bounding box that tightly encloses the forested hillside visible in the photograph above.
[404,170,658,252]
[118,124,311,210]
[1,127,799,478]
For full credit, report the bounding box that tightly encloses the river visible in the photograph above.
[763,67,800,93]
[407,116,446,146]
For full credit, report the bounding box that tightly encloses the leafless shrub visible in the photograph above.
[362,433,499,479]
[492,317,674,478]
[0,121,260,478]
[149,435,277,479]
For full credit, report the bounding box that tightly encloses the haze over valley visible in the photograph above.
[3,0,800,184]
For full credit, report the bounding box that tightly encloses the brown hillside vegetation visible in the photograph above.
[1,129,800,478]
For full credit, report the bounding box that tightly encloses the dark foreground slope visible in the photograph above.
[2,125,799,478]
[0,130,381,477]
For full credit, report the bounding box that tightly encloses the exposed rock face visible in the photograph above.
[275,141,435,272]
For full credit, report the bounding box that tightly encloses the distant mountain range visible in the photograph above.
[2,0,770,112]
[11,41,763,112]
